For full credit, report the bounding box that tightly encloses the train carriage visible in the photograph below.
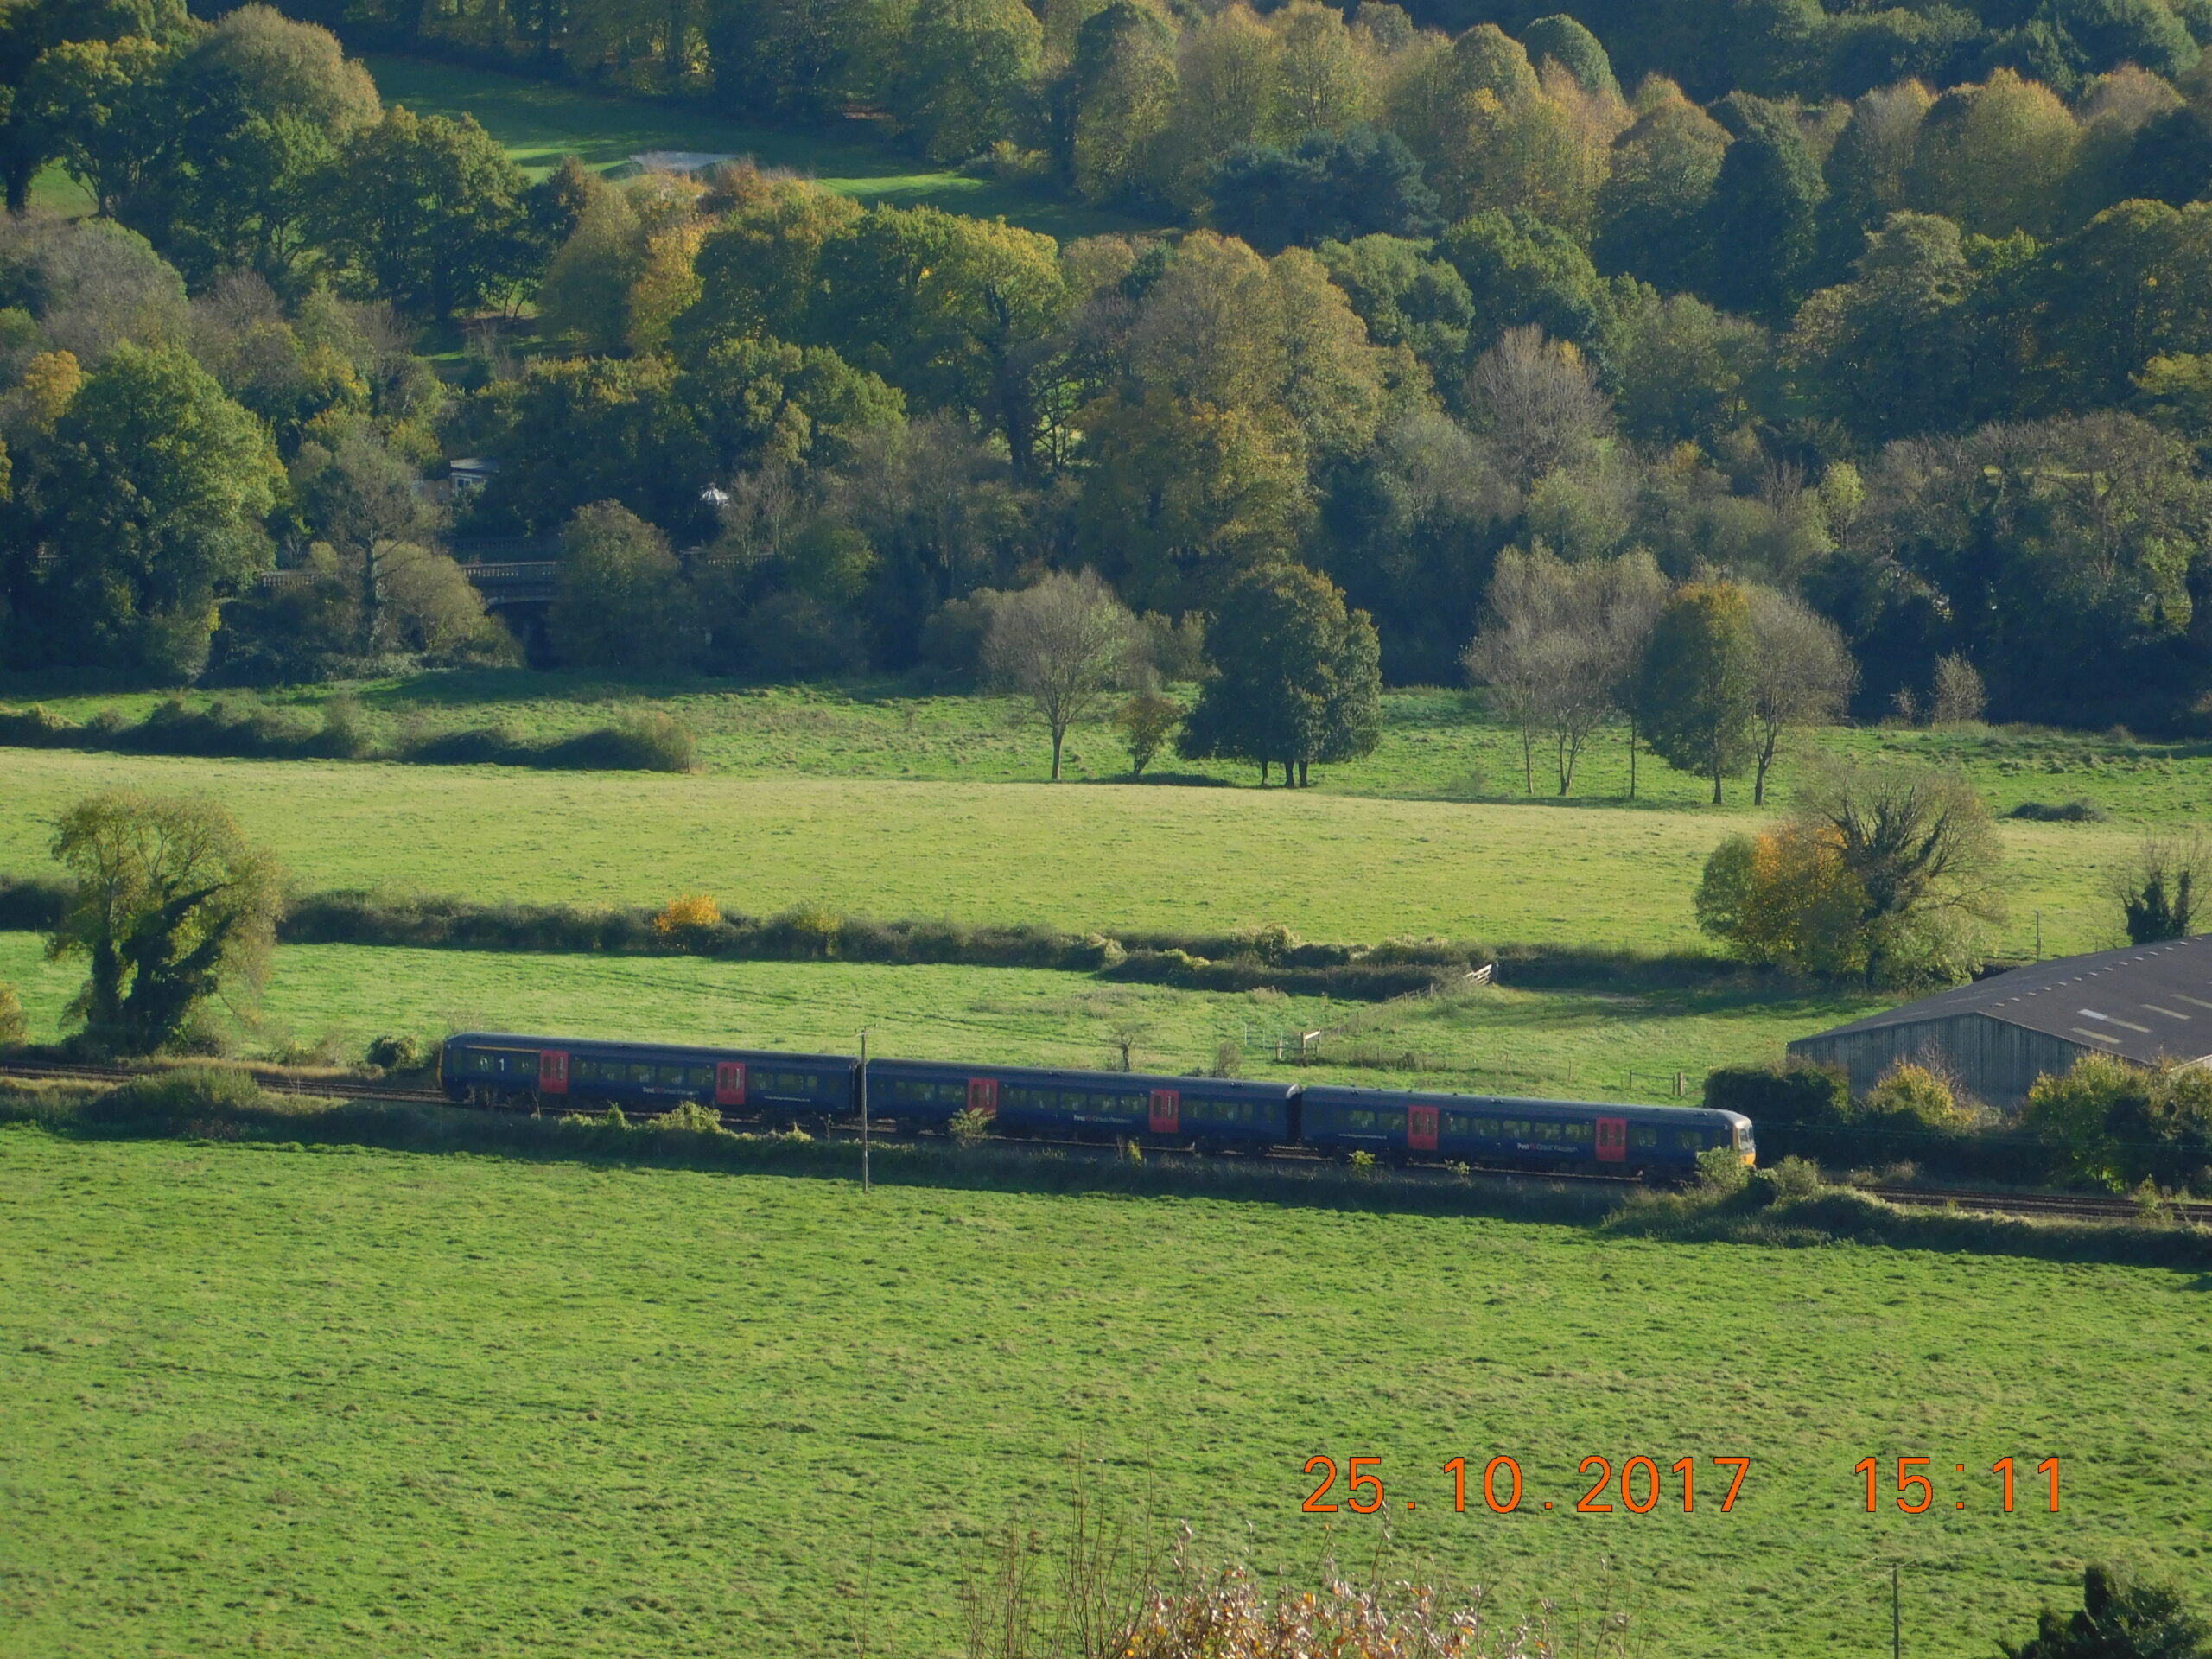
[441,1032,856,1118]
[1299,1084,1753,1173]
[864,1058,1299,1147]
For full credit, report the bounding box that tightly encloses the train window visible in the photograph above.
[626,1063,652,1084]
[1531,1121,1562,1141]
[1562,1122,1592,1144]
[1630,1126,1659,1147]
[467,1052,493,1074]
[1502,1118,1529,1139]
[570,1058,598,1083]
[690,1065,715,1089]
[657,1065,687,1087]
[1675,1129,1705,1151]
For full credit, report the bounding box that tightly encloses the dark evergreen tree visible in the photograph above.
[1179,561,1382,785]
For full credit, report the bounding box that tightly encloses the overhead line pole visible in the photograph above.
[860,1028,870,1194]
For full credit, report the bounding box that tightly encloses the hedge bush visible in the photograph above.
[0,701,696,773]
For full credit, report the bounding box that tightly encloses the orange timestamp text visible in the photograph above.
[1302,1454,1751,1516]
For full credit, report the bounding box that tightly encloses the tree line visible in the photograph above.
[6,1,2212,734]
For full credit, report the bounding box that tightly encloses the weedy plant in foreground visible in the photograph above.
[957,1458,1641,1659]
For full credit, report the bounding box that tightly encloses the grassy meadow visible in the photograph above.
[0,935,1881,1102]
[21,674,2212,821]
[2,1127,2204,1656]
[0,741,2143,960]
[362,55,1153,242]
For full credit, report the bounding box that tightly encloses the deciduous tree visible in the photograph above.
[982,567,1140,778]
[46,791,283,1053]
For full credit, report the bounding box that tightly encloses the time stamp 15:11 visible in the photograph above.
[1300,1456,2063,1516]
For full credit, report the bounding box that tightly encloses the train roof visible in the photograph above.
[1298,1081,1750,1124]
[445,1033,856,1065]
[866,1055,1298,1098]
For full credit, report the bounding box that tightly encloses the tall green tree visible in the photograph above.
[150,5,381,283]
[1699,92,1825,323]
[1178,560,1381,785]
[548,500,696,671]
[1634,580,1756,803]
[881,0,1041,163]
[46,791,283,1054]
[22,342,279,680]
[313,106,531,319]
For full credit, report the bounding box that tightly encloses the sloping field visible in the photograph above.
[0,1130,2202,1656]
[0,747,2142,956]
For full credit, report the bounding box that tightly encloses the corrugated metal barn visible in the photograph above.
[1787,936,2212,1109]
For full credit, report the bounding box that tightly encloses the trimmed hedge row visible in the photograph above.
[0,699,696,773]
[3,869,1751,1002]
[4,874,1489,1001]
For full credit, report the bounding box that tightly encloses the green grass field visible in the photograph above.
[0,743,2143,959]
[0,935,1881,1102]
[22,675,2212,824]
[2,1127,2202,1656]
[362,54,1154,242]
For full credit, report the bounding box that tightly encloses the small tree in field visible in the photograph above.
[1636,582,1757,804]
[1114,694,1183,777]
[984,569,1141,779]
[2112,833,2209,944]
[46,792,284,1054]
[1745,586,1857,804]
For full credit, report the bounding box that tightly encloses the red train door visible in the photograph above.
[1149,1089,1180,1135]
[1596,1116,1627,1162]
[1408,1104,1439,1152]
[715,1062,746,1107]
[538,1051,569,1095]
[968,1077,999,1117]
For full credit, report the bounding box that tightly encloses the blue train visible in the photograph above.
[441,1032,1754,1177]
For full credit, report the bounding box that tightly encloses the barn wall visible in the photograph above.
[1786,1016,2091,1109]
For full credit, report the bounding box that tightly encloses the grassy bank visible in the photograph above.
[1,1124,2203,1656]
[0,935,1878,1102]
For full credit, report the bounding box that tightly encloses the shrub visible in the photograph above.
[652,893,723,950]
[948,1107,992,1147]
[1347,1149,1377,1176]
[1862,1061,1970,1129]
[1703,1062,1849,1125]
[1696,1144,1749,1193]
[2008,798,2107,823]
[90,1065,264,1122]
[2000,1564,2210,1659]
[655,1100,727,1134]
[0,983,25,1047]
[0,872,71,931]
[540,711,697,772]
[601,1105,630,1128]
[0,703,78,747]
[1211,1039,1243,1079]
[769,903,842,959]
[1746,1154,1823,1205]
[365,1033,423,1071]
[2022,1053,2212,1191]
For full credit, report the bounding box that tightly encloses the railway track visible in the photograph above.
[5,1058,2197,1224]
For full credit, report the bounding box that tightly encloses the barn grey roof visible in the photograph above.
[1798,935,2212,1066]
